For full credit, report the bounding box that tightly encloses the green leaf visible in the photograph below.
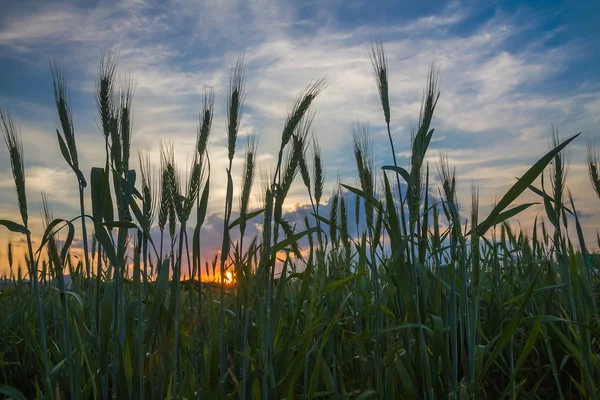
[379,323,433,334]
[0,384,27,400]
[123,341,133,394]
[50,357,67,378]
[99,280,115,374]
[319,272,361,295]
[102,167,114,224]
[469,203,538,236]
[317,354,334,393]
[60,219,75,262]
[221,169,234,262]
[145,258,171,344]
[394,356,416,396]
[197,176,210,228]
[228,208,265,230]
[193,177,210,273]
[101,220,139,230]
[128,198,159,259]
[75,168,87,187]
[90,167,104,222]
[356,390,378,400]
[477,132,580,236]
[36,218,71,255]
[514,314,543,374]
[340,184,381,211]
[505,284,564,305]
[540,173,559,228]
[124,169,137,212]
[382,173,401,247]
[273,227,318,255]
[524,181,574,215]
[549,324,584,366]
[307,351,322,399]
[0,219,28,234]
[482,269,541,376]
[94,222,118,268]
[495,203,538,226]
[56,129,72,168]
[64,290,85,312]
[382,165,411,187]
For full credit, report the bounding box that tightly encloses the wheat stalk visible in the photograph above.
[368,38,390,125]
[50,59,79,169]
[95,47,119,141]
[240,137,257,239]
[1,109,54,400]
[586,137,600,201]
[198,86,215,161]
[353,122,375,228]
[227,54,246,161]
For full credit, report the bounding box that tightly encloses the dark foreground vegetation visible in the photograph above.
[1,41,599,399]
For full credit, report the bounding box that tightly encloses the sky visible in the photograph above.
[0,0,599,277]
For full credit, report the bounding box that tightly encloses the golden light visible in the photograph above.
[224,271,233,285]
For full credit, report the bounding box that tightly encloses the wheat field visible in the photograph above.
[0,41,599,399]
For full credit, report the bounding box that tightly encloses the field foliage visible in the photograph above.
[1,42,599,399]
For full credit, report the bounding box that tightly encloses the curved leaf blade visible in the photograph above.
[0,219,28,235]
[477,133,580,236]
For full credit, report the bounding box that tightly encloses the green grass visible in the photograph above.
[0,41,599,400]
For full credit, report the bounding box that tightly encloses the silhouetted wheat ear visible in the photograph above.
[198,86,214,159]
[298,142,311,195]
[368,37,390,124]
[158,141,175,236]
[312,138,324,206]
[303,214,314,251]
[438,151,456,204]
[119,73,134,173]
[50,59,79,169]
[418,64,441,132]
[185,154,202,220]
[41,191,59,263]
[41,191,53,229]
[279,218,302,261]
[95,47,119,140]
[339,192,349,248]
[284,136,303,195]
[227,55,246,161]
[163,151,181,233]
[158,164,170,232]
[550,125,569,206]
[138,151,157,230]
[471,186,480,284]
[281,79,327,150]
[353,122,374,227]
[354,188,360,228]
[586,137,600,201]
[91,233,97,259]
[7,239,13,270]
[295,113,314,194]
[373,204,383,249]
[409,128,423,225]
[240,137,257,236]
[1,110,28,226]
[329,190,339,245]
[274,144,300,222]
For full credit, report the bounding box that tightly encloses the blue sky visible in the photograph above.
[0,0,599,273]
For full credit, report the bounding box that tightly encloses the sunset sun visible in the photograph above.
[223,271,234,285]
